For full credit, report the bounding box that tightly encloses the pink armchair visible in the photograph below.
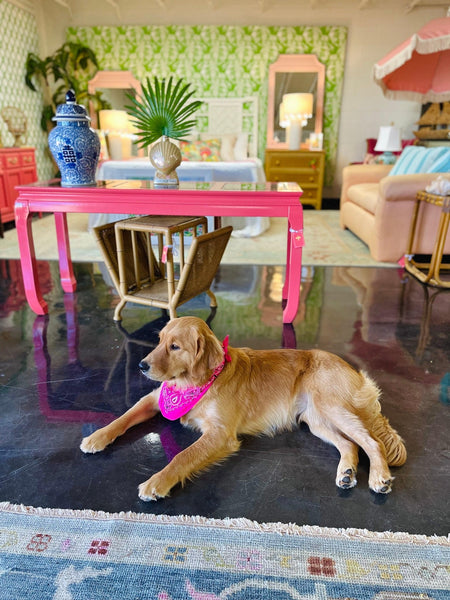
[340,164,450,262]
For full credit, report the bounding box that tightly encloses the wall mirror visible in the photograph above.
[266,54,325,149]
[88,70,144,157]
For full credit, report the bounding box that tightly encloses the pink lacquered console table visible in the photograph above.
[15,180,304,323]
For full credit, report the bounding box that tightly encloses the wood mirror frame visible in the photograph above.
[88,70,142,128]
[88,70,144,157]
[266,54,325,149]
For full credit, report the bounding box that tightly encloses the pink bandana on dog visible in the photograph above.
[159,336,231,420]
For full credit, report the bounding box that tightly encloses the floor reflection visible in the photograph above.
[0,258,449,534]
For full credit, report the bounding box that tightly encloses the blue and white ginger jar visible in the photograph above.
[48,90,100,187]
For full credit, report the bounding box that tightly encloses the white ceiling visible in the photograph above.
[15,0,450,20]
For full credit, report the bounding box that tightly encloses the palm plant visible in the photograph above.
[25,42,110,133]
[126,76,202,147]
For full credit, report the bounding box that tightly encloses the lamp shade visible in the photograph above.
[374,126,402,152]
[282,93,313,120]
[99,109,130,132]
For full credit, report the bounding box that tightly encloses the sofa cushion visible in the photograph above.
[390,146,450,176]
[347,182,379,214]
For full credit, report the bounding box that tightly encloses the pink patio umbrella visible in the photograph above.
[373,16,450,103]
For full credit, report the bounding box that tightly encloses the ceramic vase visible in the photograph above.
[48,90,100,187]
[149,135,182,187]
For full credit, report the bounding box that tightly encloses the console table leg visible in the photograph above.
[283,207,304,323]
[54,213,77,293]
[15,200,48,315]
[282,226,292,303]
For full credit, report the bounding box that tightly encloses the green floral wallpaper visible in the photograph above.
[67,25,347,185]
[0,1,53,180]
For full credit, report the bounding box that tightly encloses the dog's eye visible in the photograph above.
[170,343,180,351]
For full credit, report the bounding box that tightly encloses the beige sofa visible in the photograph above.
[340,164,450,262]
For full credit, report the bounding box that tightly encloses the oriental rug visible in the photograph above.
[0,212,397,267]
[0,502,448,600]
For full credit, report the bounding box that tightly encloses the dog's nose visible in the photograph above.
[139,360,150,372]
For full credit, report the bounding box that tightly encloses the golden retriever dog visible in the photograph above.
[80,316,406,500]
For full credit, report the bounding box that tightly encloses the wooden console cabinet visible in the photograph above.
[264,149,325,210]
[0,148,38,227]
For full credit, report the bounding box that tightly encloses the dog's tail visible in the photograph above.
[356,371,407,467]
[371,414,407,467]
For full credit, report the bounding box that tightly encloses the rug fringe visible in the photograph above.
[0,501,448,546]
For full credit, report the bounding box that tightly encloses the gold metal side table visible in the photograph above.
[404,190,450,288]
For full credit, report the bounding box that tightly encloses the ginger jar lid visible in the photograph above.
[52,89,91,122]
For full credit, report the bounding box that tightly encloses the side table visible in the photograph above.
[404,190,450,288]
[96,215,208,321]
[115,215,207,304]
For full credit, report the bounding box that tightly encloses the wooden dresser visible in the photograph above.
[264,149,325,210]
[0,148,38,227]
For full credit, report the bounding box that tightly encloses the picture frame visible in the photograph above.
[309,132,323,151]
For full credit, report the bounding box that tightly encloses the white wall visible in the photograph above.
[36,0,447,197]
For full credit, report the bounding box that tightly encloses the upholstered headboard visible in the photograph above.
[193,97,259,158]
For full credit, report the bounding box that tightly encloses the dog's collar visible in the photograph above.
[159,336,231,421]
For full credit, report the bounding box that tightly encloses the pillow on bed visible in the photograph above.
[199,133,236,161]
[219,134,237,161]
[199,132,250,160]
[180,138,221,161]
[234,132,248,160]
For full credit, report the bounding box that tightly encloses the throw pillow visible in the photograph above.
[220,134,237,161]
[180,139,221,161]
[390,146,450,176]
[234,132,249,160]
[427,150,450,173]
[389,146,423,175]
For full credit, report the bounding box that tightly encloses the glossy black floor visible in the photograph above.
[0,258,449,536]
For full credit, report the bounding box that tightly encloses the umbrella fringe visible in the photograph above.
[416,34,450,55]
[380,85,449,104]
[373,46,413,80]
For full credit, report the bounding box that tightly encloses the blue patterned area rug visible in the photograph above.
[0,503,448,600]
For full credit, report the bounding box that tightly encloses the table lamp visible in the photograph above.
[281,93,313,150]
[99,109,132,160]
[374,125,402,164]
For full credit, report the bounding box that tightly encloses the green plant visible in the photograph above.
[25,42,110,133]
[126,76,202,147]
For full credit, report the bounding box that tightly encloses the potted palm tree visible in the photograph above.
[126,76,202,186]
[25,42,110,134]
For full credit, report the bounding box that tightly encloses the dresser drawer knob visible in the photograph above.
[275,160,280,166]
[7,157,18,166]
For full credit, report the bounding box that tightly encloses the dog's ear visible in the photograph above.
[190,325,223,382]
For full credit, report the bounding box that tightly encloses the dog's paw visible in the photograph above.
[337,467,357,490]
[138,473,171,501]
[369,473,394,494]
[80,431,112,454]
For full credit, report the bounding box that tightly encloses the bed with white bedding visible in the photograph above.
[97,157,265,184]
[92,97,269,237]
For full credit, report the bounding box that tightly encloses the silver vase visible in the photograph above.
[149,135,182,187]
